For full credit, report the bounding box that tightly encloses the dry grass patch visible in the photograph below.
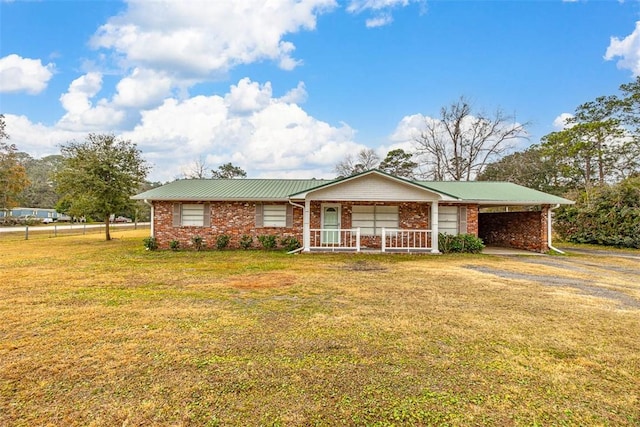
[1,232,639,426]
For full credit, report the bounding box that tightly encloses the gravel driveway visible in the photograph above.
[465,246,640,309]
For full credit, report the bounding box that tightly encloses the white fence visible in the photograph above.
[308,228,433,252]
[381,228,433,252]
[309,228,361,251]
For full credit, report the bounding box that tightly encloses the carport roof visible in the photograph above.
[133,171,573,205]
[415,181,574,205]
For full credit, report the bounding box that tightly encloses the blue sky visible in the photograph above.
[1,0,639,182]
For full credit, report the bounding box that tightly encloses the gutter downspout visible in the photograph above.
[144,199,154,237]
[288,200,305,254]
[547,204,564,254]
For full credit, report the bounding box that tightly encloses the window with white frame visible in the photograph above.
[181,204,205,226]
[351,205,399,236]
[263,205,287,227]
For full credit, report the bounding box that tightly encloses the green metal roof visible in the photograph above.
[415,181,574,205]
[132,178,333,201]
[133,173,573,205]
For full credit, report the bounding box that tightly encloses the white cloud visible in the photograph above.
[114,78,360,180]
[90,0,337,79]
[366,14,393,28]
[346,0,422,27]
[553,113,574,130]
[224,78,273,114]
[112,68,173,108]
[605,21,640,76]
[57,73,125,131]
[0,54,54,94]
[279,81,308,104]
[2,113,82,156]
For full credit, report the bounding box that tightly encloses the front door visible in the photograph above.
[322,205,340,244]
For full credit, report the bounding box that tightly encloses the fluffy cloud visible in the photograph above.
[605,21,640,76]
[0,54,54,94]
[553,113,574,130]
[90,0,337,79]
[117,78,359,180]
[112,68,173,108]
[57,72,125,131]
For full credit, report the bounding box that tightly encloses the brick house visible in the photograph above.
[133,169,573,253]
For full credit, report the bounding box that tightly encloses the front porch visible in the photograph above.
[306,227,438,253]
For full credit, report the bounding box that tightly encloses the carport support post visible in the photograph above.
[430,202,439,253]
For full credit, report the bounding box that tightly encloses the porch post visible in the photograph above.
[381,227,386,252]
[303,198,311,252]
[431,201,439,253]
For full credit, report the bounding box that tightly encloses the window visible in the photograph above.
[255,204,293,228]
[172,203,210,227]
[352,205,399,236]
[263,205,287,227]
[181,204,204,226]
[438,206,467,235]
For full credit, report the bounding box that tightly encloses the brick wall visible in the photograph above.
[478,207,549,252]
[153,201,303,250]
[153,200,482,250]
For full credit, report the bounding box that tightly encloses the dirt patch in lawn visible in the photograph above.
[226,272,297,289]
[341,260,388,271]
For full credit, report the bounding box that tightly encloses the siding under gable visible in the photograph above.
[308,174,441,201]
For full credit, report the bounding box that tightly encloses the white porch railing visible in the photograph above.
[309,228,361,251]
[381,228,433,252]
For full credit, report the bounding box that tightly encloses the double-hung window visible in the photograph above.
[172,203,211,227]
[352,205,399,236]
[255,204,293,228]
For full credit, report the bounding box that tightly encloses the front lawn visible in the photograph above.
[1,230,638,426]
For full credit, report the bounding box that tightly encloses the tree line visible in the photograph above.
[2,78,639,245]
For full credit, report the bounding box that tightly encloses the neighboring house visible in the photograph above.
[132,169,573,253]
[0,207,69,222]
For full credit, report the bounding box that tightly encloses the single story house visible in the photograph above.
[0,207,70,222]
[132,169,574,253]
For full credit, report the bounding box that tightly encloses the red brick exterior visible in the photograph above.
[152,199,544,251]
[153,201,302,250]
[478,206,550,252]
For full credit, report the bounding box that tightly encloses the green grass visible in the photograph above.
[1,230,639,426]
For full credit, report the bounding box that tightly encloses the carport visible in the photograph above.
[478,206,552,253]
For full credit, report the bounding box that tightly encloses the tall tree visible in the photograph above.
[55,133,149,240]
[211,162,247,179]
[0,114,30,214]
[414,97,528,181]
[379,148,418,179]
[541,95,629,197]
[333,148,380,178]
[18,154,63,208]
[477,145,564,195]
[183,156,210,179]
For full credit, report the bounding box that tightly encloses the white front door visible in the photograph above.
[322,205,340,244]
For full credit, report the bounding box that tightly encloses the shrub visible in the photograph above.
[438,233,484,254]
[191,235,206,251]
[169,240,180,251]
[258,234,277,249]
[143,236,158,251]
[239,234,253,250]
[216,234,230,250]
[280,236,301,252]
[554,177,640,249]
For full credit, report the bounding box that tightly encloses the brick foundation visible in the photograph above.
[478,207,549,252]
